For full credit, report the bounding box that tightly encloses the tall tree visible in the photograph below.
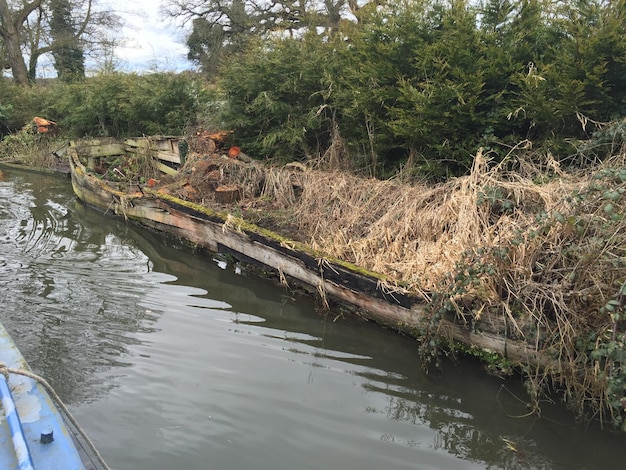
[0,0,42,84]
[0,0,117,84]
[164,0,357,76]
[50,0,85,81]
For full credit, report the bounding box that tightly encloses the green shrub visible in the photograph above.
[38,72,212,138]
[219,34,339,160]
[217,0,626,178]
[0,80,43,133]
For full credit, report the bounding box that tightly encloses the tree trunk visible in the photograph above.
[0,0,42,85]
[5,34,29,85]
[215,185,243,204]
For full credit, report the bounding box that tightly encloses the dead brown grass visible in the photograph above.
[228,146,626,426]
[269,150,583,291]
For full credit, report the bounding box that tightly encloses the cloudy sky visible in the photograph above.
[103,0,194,73]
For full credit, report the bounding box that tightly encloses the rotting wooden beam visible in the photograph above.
[124,137,182,164]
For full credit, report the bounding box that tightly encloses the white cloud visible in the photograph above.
[103,0,194,73]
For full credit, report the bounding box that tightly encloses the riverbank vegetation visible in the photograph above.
[1,0,625,430]
[137,128,625,432]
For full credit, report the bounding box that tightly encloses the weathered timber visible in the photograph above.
[125,137,181,164]
[156,162,179,176]
[71,138,125,158]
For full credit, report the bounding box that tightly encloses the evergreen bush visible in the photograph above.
[218,0,626,178]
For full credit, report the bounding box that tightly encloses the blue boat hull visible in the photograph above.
[0,322,88,469]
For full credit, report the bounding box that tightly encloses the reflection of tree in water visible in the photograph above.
[378,392,551,469]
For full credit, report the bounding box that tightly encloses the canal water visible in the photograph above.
[1,167,625,469]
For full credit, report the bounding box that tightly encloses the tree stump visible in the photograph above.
[190,131,218,155]
[215,185,242,204]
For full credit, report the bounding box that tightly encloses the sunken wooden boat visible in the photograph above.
[0,321,107,470]
[68,137,550,370]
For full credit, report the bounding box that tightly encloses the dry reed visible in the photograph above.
[227,147,626,426]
